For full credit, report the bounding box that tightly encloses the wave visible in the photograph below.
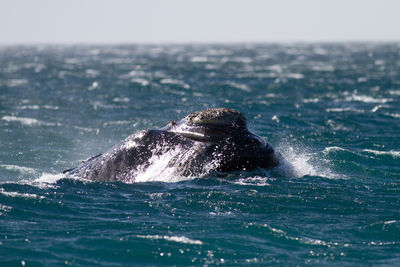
[362,149,400,158]
[1,116,55,127]
[0,188,43,200]
[0,164,37,175]
[135,235,203,245]
[345,94,392,104]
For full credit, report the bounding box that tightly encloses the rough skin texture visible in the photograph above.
[184,108,247,127]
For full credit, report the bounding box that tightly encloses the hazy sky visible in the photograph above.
[1,0,400,44]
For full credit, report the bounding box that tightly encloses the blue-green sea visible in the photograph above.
[1,44,399,266]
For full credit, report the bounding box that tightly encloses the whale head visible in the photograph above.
[166,108,251,142]
[163,108,279,172]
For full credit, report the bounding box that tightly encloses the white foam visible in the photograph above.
[130,78,149,86]
[311,64,335,72]
[271,115,280,123]
[285,73,304,79]
[326,107,364,113]
[160,78,190,89]
[323,146,347,153]
[31,173,68,187]
[231,176,271,186]
[0,164,37,175]
[113,97,130,103]
[85,69,100,78]
[389,90,400,96]
[258,223,342,247]
[1,116,55,126]
[345,94,392,104]
[384,112,400,119]
[136,235,203,245]
[274,143,338,179]
[190,56,208,63]
[303,98,319,103]
[226,81,251,92]
[362,149,400,158]
[0,204,12,215]
[371,105,386,112]
[19,105,40,110]
[2,116,40,126]
[6,79,28,87]
[267,64,283,73]
[0,188,43,199]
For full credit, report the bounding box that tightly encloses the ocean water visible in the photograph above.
[0,43,399,266]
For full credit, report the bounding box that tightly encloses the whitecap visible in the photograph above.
[19,105,40,110]
[285,73,304,79]
[362,149,400,158]
[311,64,335,72]
[267,64,283,73]
[257,223,342,248]
[2,116,39,126]
[32,173,67,185]
[271,115,280,123]
[130,78,149,86]
[370,105,387,112]
[85,69,100,78]
[23,104,58,110]
[0,188,43,200]
[231,176,271,186]
[303,98,319,103]
[160,78,190,89]
[323,146,347,153]
[0,204,12,215]
[113,97,130,103]
[136,235,203,245]
[230,57,252,64]
[6,79,28,87]
[345,94,392,104]
[190,56,208,63]
[25,172,90,189]
[226,81,251,92]
[1,116,55,126]
[0,164,37,175]
[384,112,400,119]
[88,81,99,90]
[326,107,364,113]
[125,70,147,78]
[388,90,400,96]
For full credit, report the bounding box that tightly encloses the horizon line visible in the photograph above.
[1,39,400,47]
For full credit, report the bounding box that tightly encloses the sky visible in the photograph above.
[1,0,400,44]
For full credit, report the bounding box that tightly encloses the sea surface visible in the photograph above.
[0,43,399,266]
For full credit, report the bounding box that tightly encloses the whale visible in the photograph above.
[64,108,280,182]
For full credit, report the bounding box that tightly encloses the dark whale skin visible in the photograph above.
[64,109,280,182]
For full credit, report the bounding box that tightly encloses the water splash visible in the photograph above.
[132,142,216,183]
[273,142,338,179]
